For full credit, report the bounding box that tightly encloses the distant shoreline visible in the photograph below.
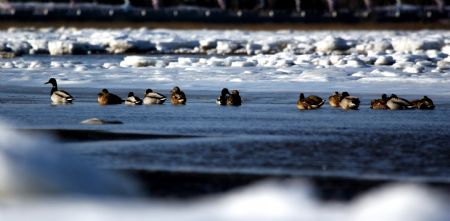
[1,21,450,30]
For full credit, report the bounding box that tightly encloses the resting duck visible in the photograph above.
[411,96,435,110]
[328,91,341,107]
[370,94,389,110]
[217,88,230,105]
[125,92,143,105]
[44,78,74,104]
[339,92,360,110]
[227,90,242,106]
[297,93,324,110]
[386,94,413,110]
[143,89,166,105]
[97,89,123,105]
[171,86,186,105]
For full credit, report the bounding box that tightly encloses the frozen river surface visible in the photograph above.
[1,85,449,183]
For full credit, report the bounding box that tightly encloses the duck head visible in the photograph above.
[231,90,239,96]
[172,86,181,93]
[341,92,350,98]
[421,96,435,109]
[128,92,135,97]
[98,89,109,96]
[45,78,57,86]
[145,89,153,94]
[299,93,305,100]
[390,94,398,99]
[381,94,388,100]
[221,88,230,96]
[333,91,339,95]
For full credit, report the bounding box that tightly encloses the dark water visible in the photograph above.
[1,86,449,183]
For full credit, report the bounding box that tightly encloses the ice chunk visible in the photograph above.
[315,36,349,53]
[217,41,240,54]
[120,56,156,67]
[374,56,395,66]
[393,38,444,52]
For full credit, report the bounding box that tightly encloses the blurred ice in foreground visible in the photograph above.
[0,121,448,221]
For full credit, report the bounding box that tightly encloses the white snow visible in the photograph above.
[1,28,450,94]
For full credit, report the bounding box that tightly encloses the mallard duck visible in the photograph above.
[143,89,166,105]
[125,92,143,105]
[44,78,74,104]
[296,93,324,110]
[328,91,341,107]
[411,96,435,110]
[339,92,360,110]
[370,94,389,110]
[386,94,413,110]
[217,88,230,105]
[226,90,241,106]
[97,89,123,105]
[170,86,186,105]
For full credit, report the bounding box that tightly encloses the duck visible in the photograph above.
[328,91,341,107]
[125,92,143,105]
[227,90,242,106]
[170,86,186,105]
[44,78,74,104]
[410,96,435,110]
[143,89,166,105]
[386,94,413,110]
[370,94,389,110]
[97,89,123,105]
[339,92,360,110]
[296,93,324,110]
[217,88,230,105]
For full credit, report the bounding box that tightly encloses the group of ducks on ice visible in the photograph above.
[45,78,435,110]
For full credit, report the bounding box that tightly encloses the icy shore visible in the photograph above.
[1,28,450,94]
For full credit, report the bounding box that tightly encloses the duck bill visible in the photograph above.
[44,81,50,84]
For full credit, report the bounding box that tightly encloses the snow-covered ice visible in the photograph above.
[1,28,450,94]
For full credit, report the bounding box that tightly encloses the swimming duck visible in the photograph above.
[370,94,389,110]
[44,78,74,104]
[97,89,123,105]
[328,91,341,107]
[217,88,230,105]
[411,96,435,110]
[143,89,166,105]
[125,92,143,105]
[339,92,360,110]
[386,94,413,110]
[227,90,242,106]
[296,93,324,110]
[170,86,186,105]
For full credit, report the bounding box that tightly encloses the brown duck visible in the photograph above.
[171,86,187,105]
[297,93,324,110]
[328,91,341,107]
[227,90,242,106]
[411,96,435,110]
[370,94,389,110]
[97,89,123,105]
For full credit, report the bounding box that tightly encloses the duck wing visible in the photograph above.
[109,93,124,103]
[127,96,142,104]
[54,90,74,100]
[307,95,324,107]
[391,98,411,106]
[346,96,360,105]
[146,92,166,100]
[177,92,186,102]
